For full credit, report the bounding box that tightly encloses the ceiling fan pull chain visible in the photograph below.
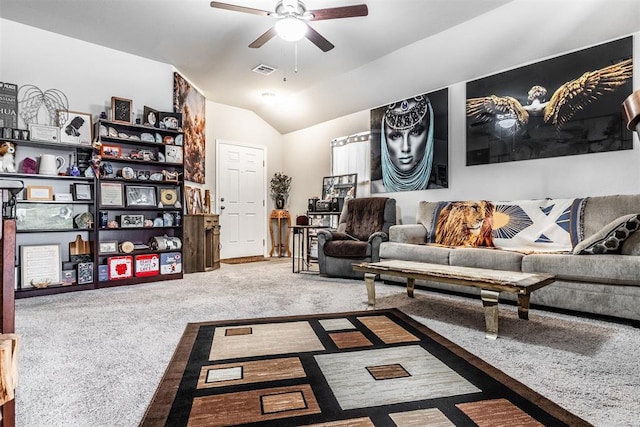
[294,42,299,73]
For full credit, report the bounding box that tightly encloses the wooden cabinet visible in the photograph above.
[183,214,219,273]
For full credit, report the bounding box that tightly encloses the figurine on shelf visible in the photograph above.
[0,141,17,173]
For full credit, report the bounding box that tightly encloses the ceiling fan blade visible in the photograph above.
[309,4,368,21]
[249,26,277,48]
[305,26,334,52]
[210,1,271,17]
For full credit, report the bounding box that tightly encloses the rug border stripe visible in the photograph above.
[139,322,200,427]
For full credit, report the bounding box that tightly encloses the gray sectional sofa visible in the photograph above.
[379,194,640,322]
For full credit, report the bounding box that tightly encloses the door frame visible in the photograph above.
[215,139,268,257]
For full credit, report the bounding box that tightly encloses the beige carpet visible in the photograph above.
[14,260,640,426]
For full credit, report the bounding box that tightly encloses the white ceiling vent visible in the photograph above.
[252,64,277,75]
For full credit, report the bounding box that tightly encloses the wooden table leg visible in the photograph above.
[285,216,291,257]
[517,294,530,320]
[269,218,276,256]
[364,272,376,309]
[407,277,415,298]
[481,289,500,340]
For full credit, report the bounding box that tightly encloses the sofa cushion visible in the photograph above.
[522,253,640,283]
[581,194,640,239]
[323,240,371,258]
[573,214,640,255]
[621,231,640,255]
[449,248,524,271]
[434,200,494,247]
[379,242,451,265]
[416,201,440,241]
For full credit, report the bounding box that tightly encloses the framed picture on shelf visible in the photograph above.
[57,110,92,145]
[77,262,94,285]
[111,96,133,124]
[28,123,60,143]
[143,106,159,127]
[101,143,122,158]
[120,214,144,228]
[165,145,183,163]
[185,186,203,214]
[26,185,53,201]
[100,182,124,207]
[159,187,179,206]
[126,185,157,207]
[16,203,73,231]
[20,244,62,288]
[158,111,182,130]
[73,183,92,201]
[99,241,119,254]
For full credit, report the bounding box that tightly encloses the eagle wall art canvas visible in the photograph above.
[466,37,633,166]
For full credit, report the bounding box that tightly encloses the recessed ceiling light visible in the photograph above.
[261,92,277,105]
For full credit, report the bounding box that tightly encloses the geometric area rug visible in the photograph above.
[139,309,591,426]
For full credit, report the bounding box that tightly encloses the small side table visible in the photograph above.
[291,225,330,273]
[269,209,291,257]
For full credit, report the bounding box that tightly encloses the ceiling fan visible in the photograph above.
[210,0,368,52]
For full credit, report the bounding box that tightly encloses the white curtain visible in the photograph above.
[331,132,370,197]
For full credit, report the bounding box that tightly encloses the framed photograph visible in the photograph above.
[159,187,179,206]
[126,185,156,207]
[143,106,158,128]
[73,183,92,201]
[58,110,92,145]
[120,214,144,228]
[26,185,53,201]
[100,182,124,207]
[29,123,60,143]
[20,244,62,288]
[111,96,133,124]
[101,143,122,158]
[99,240,119,254]
[165,145,183,164]
[16,203,73,230]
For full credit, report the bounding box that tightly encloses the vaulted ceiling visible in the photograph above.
[1,0,637,134]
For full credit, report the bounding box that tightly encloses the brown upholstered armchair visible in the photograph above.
[316,197,396,278]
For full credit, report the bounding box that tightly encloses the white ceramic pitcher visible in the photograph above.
[39,154,66,175]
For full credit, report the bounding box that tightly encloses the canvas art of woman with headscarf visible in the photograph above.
[370,88,448,193]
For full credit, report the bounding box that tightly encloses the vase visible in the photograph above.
[275,196,285,209]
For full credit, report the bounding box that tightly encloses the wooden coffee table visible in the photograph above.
[353,260,555,339]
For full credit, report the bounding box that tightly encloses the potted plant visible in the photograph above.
[270,172,291,209]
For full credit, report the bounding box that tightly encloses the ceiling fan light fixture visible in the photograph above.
[275,16,307,42]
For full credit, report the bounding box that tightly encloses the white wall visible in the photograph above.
[285,33,640,224]
[282,111,365,219]
[0,19,174,121]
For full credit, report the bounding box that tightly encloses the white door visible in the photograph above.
[216,140,266,259]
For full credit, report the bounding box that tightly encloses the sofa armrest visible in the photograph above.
[389,224,427,244]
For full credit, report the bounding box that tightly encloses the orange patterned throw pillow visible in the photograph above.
[435,200,495,247]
